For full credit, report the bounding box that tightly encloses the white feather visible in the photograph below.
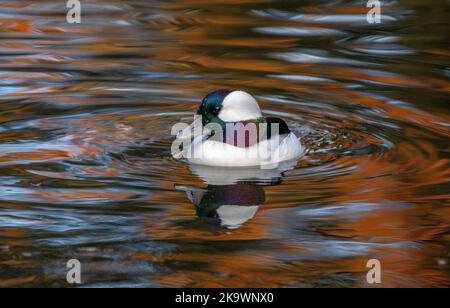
[218,91,262,122]
[184,132,304,167]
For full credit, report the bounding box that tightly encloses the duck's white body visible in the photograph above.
[185,132,303,167]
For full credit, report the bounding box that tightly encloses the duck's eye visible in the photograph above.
[213,106,222,114]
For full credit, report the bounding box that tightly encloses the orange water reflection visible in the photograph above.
[0,0,449,287]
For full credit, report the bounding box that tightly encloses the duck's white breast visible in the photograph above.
[185,132,304,167]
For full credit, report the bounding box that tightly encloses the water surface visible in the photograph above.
[0,0,449,287]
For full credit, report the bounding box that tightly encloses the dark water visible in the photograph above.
[0,0,449,287]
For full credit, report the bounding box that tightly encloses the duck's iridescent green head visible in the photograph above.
[197,90,263,126]
[197,89,233,127]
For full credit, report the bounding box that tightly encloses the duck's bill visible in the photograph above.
[176,122,212,141]
[172,121,211,160]
[176,122,195,140]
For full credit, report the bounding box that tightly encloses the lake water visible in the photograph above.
[0,0,449,287]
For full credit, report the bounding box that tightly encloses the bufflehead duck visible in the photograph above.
[174,90,304,167]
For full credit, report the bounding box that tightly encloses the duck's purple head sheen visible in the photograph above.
[197,90,263,126]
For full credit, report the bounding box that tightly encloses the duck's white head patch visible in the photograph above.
[218,91,262,122]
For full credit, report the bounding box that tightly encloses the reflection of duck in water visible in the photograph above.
[188,159,298,186]
[176,184,265,230]
[176,162,296,229]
